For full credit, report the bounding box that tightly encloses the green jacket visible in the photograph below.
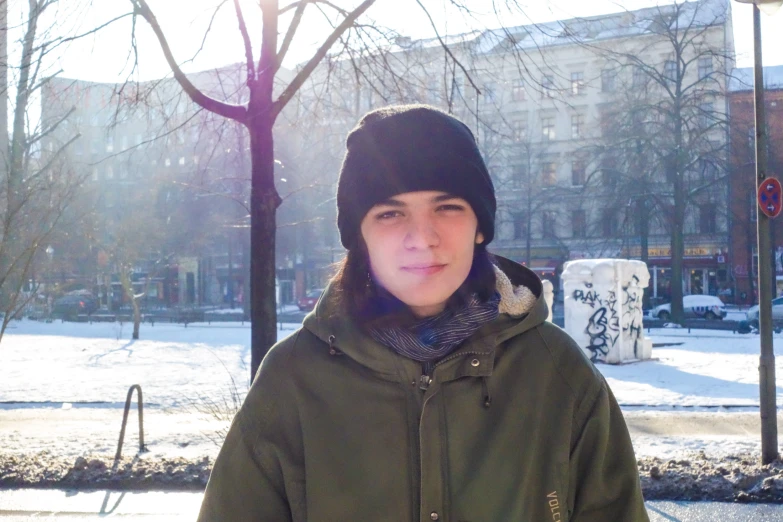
[198,257,649,522]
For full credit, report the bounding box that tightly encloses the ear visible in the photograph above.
[475,231,485,244]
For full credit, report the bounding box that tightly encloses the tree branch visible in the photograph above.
[272,0,377,119]
[130,0,247,123]
[233,0,256,83]
[276,0,308,72]
[414,0,482,96]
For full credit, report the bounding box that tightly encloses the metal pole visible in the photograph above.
[752,4,779,465]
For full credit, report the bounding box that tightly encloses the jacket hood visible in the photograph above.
[302,255,550,377]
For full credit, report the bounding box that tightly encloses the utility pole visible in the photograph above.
[735,0,783,465]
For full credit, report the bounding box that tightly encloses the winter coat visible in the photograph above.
[197,256,650,522]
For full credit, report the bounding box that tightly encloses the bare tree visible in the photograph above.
[125,0,549,379]
[0,0,104,342]
[585,0,732,322]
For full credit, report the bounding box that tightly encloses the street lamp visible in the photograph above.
[733,0,783,465]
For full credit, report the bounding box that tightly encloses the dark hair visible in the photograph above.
[330,240,497,330]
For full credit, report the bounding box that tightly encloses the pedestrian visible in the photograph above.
[197,105,649,521]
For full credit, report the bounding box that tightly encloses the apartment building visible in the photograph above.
[40,66,256,309]
[728,65,783,304]
[294,0,735,300]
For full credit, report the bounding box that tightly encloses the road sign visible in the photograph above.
[758,177,782,218]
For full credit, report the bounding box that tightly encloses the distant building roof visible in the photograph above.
[729,65,783,92]
[471,0,729,55]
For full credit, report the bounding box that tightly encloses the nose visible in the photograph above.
[403,214,439,250]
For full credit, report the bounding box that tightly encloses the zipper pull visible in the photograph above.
[419,374,432,391]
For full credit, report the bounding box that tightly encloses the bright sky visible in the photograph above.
[22,0,783,83]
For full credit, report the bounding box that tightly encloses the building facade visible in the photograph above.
[728,65,783,304]
[293,0,735,302]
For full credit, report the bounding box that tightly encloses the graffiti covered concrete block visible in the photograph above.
[562,259,651,364]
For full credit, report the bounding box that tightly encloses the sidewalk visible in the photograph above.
[2,489,783,521]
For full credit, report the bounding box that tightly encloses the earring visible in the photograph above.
[366,271,372,289]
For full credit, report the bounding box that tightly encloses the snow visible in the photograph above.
[1,319,782,461]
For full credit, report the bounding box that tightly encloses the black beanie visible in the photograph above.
[336,104,496,250]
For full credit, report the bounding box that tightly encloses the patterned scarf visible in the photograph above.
[369,292,500,371]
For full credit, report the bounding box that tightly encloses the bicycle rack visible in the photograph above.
[115,384,147,463]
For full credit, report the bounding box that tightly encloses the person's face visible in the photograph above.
[360,191,484,317]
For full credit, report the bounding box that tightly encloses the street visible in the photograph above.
[2,489,783,521]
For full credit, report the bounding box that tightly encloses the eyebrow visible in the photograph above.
[376,193,461,207]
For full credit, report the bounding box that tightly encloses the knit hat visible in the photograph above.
[336,104,496,250]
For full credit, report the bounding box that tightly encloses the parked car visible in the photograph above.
[297,288,324,312]
[53,294,99,318]
[649,295,727,321]
[746,296,783,328]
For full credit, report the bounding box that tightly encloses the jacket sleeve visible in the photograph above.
[567,378,649,522]
[197,345,302,522]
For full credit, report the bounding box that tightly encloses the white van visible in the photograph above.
[649,295,727,321]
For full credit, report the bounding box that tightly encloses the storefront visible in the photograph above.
[625,245,731,304]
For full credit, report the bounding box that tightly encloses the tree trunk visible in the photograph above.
[670,176,686,324]
[249,117,281,381]
[119,266,141,340]
[639,198,651,309]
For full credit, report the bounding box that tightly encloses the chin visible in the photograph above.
[396,283,456,310]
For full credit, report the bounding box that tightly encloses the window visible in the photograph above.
[105,136,114,153]
[511,163,527,188]
[513,212,528,239]
[698,57,713,80]
[91,168,98,182]
[511,79,525,101]
[106,166,114,179]
[119,165,127,179]
[571,113,585,139]
[601,209,616,237]
[177,132,186,145]
[572,210,587,238]
[179,156,186,166]
[632,67,646,88]
[512,119,527,141]
[542,75,555,98]
[601,69,616,93]
[572,160,586,186]
[165,158,171,167]
[699,102,714,129]
[90,139,99,155]
[483,82,498,103]
[664,60,677,81]
[599,105,615,137]
[541,115,556,141]
[121,135,128,150]
[541,162,557,186]
[570,71,585,95]
[136,134,143,146]
[601,156,618,186]
[74,142,83,156]
[542,211,557,238]
[699,205,716,233]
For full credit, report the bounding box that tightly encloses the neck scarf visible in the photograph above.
[369,292,500,370]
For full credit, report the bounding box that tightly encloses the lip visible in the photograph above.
[402,264,446,275]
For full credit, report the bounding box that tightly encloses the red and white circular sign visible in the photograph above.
[758,177,782,219]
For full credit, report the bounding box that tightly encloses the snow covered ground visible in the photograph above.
[1,319,781,460]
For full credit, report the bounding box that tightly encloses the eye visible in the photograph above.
[437,203,466,212]
[375,209,402,220]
